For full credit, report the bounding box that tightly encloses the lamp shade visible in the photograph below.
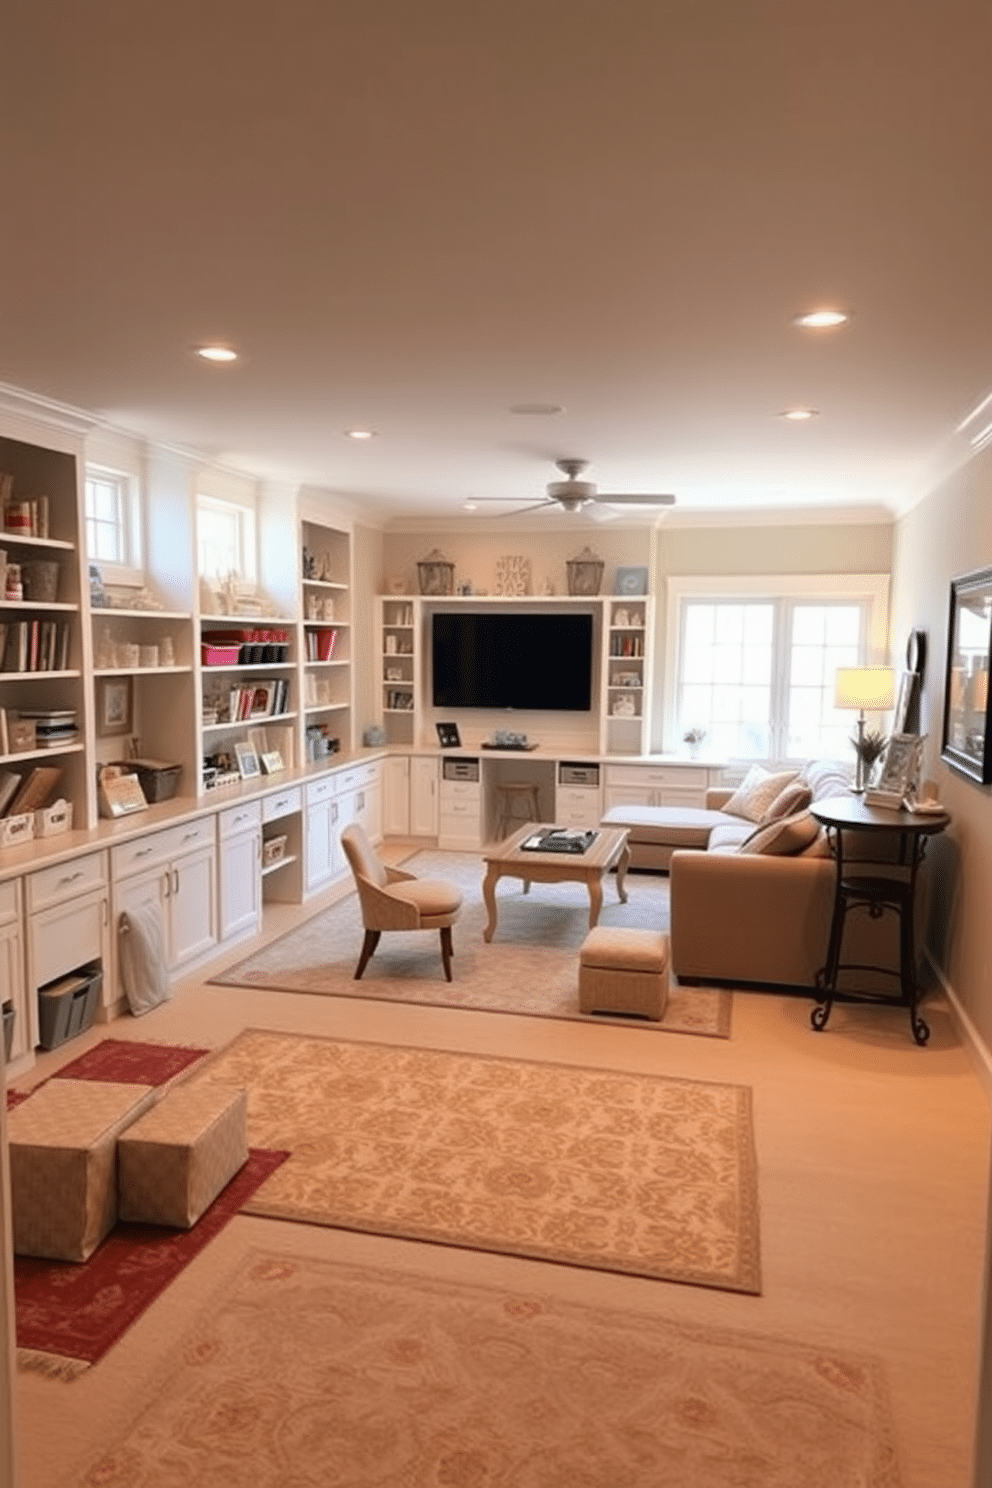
[834,666,895,711]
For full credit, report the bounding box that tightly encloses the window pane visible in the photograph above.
[785,603,863,759]
[678,601,774,758]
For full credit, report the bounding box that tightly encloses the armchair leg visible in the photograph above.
[354,929,381,980]
[439,925,454,981]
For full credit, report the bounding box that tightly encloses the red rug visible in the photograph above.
[16,1148,289,1375]
[6,1038,209,1111]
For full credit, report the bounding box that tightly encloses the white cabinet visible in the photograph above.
[602,597,655,756]
[26,853,111,1039]
[439,760,481,848]
[0,880,27,1069]
[603,762,714,811]
[383,755,410,836]
[377,598,417,746]
[304,762,384,895]
[410,755,439,837]
[304,775,337,892]
[218,801,263,943]
[112,818,217,976]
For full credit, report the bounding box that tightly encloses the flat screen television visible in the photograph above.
[431,610,594,712]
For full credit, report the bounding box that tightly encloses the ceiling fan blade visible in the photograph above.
[594,492,676,507]
[466,498,556,515]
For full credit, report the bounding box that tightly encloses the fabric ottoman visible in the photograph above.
[579,927,670,1020]
[118,1084,249,1228]
[8,1079,157,1261]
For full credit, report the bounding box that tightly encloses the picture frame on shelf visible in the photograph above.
[614,566,648,596]
[234,743,261,779]
[872,733,925,797]
[260,750,285,774]
[941,566,992,785]
[97,677,132,737]
[436,721,461,749]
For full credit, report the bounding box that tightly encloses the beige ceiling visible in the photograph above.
[4,1,991,522]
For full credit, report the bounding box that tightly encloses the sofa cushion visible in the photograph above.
[721,765,798,823]
[801,758,852,801]
[761,779,813,822]
[707,819,755,853]
[739,809,821,856]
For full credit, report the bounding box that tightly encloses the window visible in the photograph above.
[84,468,140,575]
[197,496,256,583]
[666,574,890,763]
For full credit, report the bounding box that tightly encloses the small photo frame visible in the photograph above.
[260,750,285,774]
[614,566,648,596]
[234,743,261,779]
[97,677,132,736]
[874,733,925,796]
[436,721,461,749]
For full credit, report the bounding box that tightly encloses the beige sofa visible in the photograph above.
[603,760,900,990]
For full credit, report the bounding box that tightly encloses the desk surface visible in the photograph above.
[811,794,950,834]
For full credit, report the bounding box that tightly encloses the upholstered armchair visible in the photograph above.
[340,824,463,980]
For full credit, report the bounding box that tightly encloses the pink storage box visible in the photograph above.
[201,643,241,666]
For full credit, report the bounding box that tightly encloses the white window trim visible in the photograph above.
[663,572,891,757]
[196,494,257,587]
[84,465,144,585]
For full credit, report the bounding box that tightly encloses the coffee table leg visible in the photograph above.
[587,874,604,928]
[615,841,630,903]
[482,864,500,943]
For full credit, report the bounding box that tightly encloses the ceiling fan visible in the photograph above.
[469,459,676,516]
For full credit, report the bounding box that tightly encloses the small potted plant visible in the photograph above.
[683,726,706,759]
[852,728,887,789]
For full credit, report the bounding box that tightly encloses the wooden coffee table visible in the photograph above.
[481,823,631,943]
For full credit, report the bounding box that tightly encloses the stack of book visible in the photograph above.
[0,620,71,672]
[1,477,49,539]
[16,708,79,750]
[0,765,62,817]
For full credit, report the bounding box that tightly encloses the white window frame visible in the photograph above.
[196,495,257,586]
[83,465,143,584]
[663,573,891,762]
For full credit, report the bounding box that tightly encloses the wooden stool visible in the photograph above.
[495,782,541,839]
[579,927,670,1021]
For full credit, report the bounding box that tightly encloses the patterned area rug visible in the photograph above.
[16,1150,288,1377]
[210,850,731,1038]
[70,1247,900,1488]
[181,1029,762,1293]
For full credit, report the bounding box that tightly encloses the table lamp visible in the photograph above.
[835,666,895,791]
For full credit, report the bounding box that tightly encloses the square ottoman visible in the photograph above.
[579,927,670,1021]
[8,1079,157,1261]
[118,1084,249,1229]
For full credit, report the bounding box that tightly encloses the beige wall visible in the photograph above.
[380,525,652,599]
[659,519,893,577]
[890,446,992,1051]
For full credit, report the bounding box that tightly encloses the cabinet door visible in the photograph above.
[410,757,439,836]
[603,784,656,812]
[0,918,27,1065]
[169,845,218,967]
[382,756,409,836]
[218,828,262,942]
[331,791,356,877]
[31,888,111,996]
[355,778,383,845]
[305,796,334,891]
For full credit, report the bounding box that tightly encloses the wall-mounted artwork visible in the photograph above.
[941,566,992,785]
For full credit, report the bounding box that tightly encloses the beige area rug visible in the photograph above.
[69,1246,900,1488]
[210,849,732,1038]
[180,1029,761,1293]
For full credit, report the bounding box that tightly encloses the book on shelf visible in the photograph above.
[0,770,21,816]
[8,765,62,815]
[0,620,69,674]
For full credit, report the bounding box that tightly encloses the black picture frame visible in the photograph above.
[436,721,461,749]
[941,566,992,785]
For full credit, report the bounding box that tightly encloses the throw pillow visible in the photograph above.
[739,810,821,856]
[761,779,813,823]
[721,765,798,824]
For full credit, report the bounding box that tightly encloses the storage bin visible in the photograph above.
[0,813,35,849]
[201,643,241,666]
[262,833,287,867]
[2,999,13,1060]
[117,758,182,803]
[20,560,59,602]
[35,799,73,837]
[38,964,102,1051]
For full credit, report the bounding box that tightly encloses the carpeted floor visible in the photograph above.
[181,1028,762,1293]
[66,1245,899,1488]
[210,850,732,1038]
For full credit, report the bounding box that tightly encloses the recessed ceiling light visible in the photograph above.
[793,309,849,329]
[779,408,818,421]
[344,428,376,440]
[509,402,565,416]
[195,345,238,363]
[462,500,478,511]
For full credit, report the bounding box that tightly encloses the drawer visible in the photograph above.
[218,800,263,840]
[440,780,480,803]
[27,851,108,913]
[606,764,707,789]
[112,818,215,879]
[557,786,603,813]
[439,798,478,820]
[0,878,19,925]
[306,776,337,807]
[262,785,302,822]
[334,763,379,795]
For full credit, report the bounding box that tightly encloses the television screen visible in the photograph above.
[432,611,593,712]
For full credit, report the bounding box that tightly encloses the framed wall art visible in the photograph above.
[97,677,132,737]
[941,566,992,785]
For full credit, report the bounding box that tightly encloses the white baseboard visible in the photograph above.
[927,949,992,1101]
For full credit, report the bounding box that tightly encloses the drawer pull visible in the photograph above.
[183,830,199,842]
[59,870,85,886]
[135,847,154,859]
